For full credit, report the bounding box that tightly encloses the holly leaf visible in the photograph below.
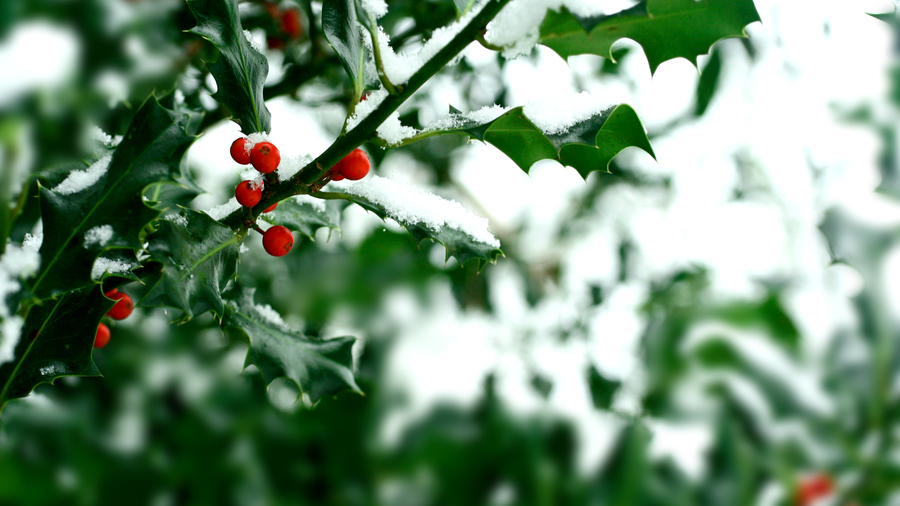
[30,97,197,300]
[259,196,341,240]
[187,0,271,133]
[90,249,142,283]
[452,0,476,16]
[0,287,113,412]
[415,104,654,178]
[223,285,360,403]
[323,0,366,100]
[587,364,621,410]
[142,208,241,323]
[539,0,761,73]
[322,177,503,269]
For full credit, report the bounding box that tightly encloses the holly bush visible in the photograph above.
[3,0,898,504]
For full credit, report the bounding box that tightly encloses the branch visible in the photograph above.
[222,0,512,229]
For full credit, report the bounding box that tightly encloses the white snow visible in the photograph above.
[361,0,389,18]
[91,257,133,280]
[346,88,389,132]
[243,29,263,54]
[335,175,500,248]
[254,302,290,330]
[239,243,250,253]
[277,154,313,182]
[0,241,41,366]
[243,132,271,154]
[90,125,122,148]
[83,225,114,248]
[52,154,112,195]
[377,111,419,145]
[366,2,488,86]
[424,104,511,131]
[523,91,628,135]
[485,0,631,59]
[206,198,242,221]
[23,233,42,251]
[165,213,188,227]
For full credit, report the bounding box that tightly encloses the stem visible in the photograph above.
[222,0,512,229]
[366,19,399,95]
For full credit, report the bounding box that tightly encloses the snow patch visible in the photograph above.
[165,214,188,227]
[207,198,242,221]
[91,257,133,280]
[523,91,627,135]
[361,0,388,18]
[53,154,111,195]
[336,175,500,248]
[255,303,290,330]
[23,233,42,251]
[424,104,511,131]
[243,29,264,54]
[0,241,41,366]
[293,194,326,212]
[83,225,114,248]
[277,154,313,182]
[377,111,418,146]
[346,88,389,132]
[90,125,122,147]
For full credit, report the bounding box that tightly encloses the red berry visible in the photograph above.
[359,92,369,103]
[797,474,834,506]
[330,168,344,181]
[94,323,110,349]
[250,142,281,174]
[230,138,251,165]
[106,291,134,320]
[267,36,284,50]
[263,202,278,213]
[235,180,263,207]
[337,149,370,180]
[281,9,302,39]
[262,225,293,257]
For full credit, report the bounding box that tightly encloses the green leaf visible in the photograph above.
[259,196,341,240]
[187,0,271,133]
[322,185,503,270]
[539,0,761,74]
[223,285,360,403]
[323,0,366,100]
[0,287,113,412]
[141,208,241,323]
[695,45,723,117]
[452,0,475,16]
[419,104,654,178]
[30,97,197,300]
[587,364,621,410]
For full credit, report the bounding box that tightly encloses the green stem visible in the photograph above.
[366,18,399,95]
[222,0,512,229]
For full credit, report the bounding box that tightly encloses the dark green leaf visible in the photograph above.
[323,0,366,100]
[142,208,241,323]
[0,287,113,411]
[695,46,723,117]
[587,364,621,410]
[324,189,503,270]
[187,0,271,133]
[419,104,654,178]
[452,0,475,16]
[260,196,341,240]
[31,98,197,299]
[539,0,761,74]
[223,285,360,403]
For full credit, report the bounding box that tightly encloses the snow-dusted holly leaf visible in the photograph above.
[31,98,197,300]
[0,287,113,412]
[323,0,366,100]
[259,196,341,240]
[142,208,241,323]
[223,285,360,403]
[91,250,142,283]
[539,0,761,73]
[187,0,271,133]
[322,176,503,269]
[452,0,476,16]
[415,104,654,178]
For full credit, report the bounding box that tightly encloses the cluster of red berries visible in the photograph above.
[228,136,372,258]
[94,288,134,349]
[796,473,833,506]
[263,3,302,49]
[231,136,292,257]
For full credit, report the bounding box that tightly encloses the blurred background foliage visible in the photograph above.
[2,0,900,504]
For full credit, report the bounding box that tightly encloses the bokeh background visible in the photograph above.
[2,0,900,504]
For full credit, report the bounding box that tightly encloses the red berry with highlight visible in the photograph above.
[230,138,251,165]
[106,291,134,320]
[235,180,263,207]
[337,149,370,180]
[94,323,110,349]
[250,142,280,174]
[797,474,834,506]
[262,225,293,257]
[263,202,278,213]
[281,9,302,39]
